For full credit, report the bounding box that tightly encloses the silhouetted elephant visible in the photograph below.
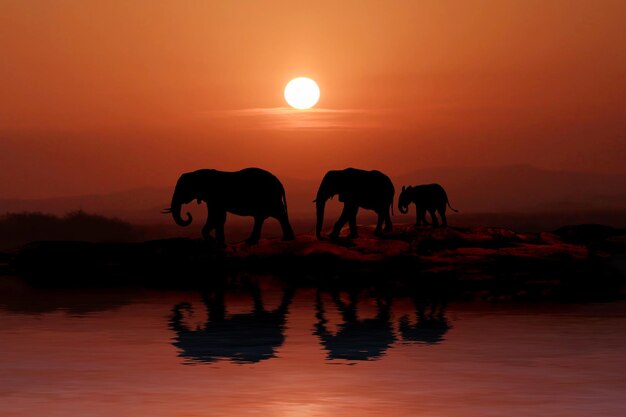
[314,168,395,240]
[163,168,295,245]
[314,289,396,361]
[398,183,458,226]
[169,285,294,364]
[399,300,450,345]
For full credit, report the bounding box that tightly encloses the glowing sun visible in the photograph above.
[284,77,320,110]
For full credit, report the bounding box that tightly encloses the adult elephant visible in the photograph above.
[398,183,458,227]
[163,168,295,245]
[314,168,395,240]
[169,285,295,364]
[314,289,396,361]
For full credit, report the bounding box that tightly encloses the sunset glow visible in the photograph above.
[0,1,624,201]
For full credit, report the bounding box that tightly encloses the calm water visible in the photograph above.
[0,277,625,417]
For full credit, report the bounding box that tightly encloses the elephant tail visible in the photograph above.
[447,198,459,213]
[281,186,288,214]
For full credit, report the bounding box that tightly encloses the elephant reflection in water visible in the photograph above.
[314,289,396,361]
[169,284,294,364]
[399,297,450,345]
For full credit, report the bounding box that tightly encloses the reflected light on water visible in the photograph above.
[0,279,625,417]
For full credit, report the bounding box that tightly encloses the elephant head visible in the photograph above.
[314,170,343,239]
[398,185,412,214]
[162,171,204,227]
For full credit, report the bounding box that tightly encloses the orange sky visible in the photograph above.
[1,0,625,198]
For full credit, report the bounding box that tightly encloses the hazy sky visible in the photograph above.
[1,0,624,198]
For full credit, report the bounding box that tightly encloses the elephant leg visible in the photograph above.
[416,206,428,226]
[276,287,295,314]
[249,283,265,314]
[213,210,227,246]
[429,209,439,227]
[332,290,357,322]
[375,212,385,236]
[246,215,266,244]
[274,209,295,241]
[202,205,216,241]
[376,296,392,320]
[436,301,448,320]
[202,290,226,321]
[330,204,352,239]
[383,209,392,233]
[347,205,359,238]
[202,219,215,241]
[439,207,448,227]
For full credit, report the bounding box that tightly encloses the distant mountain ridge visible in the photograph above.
[1,165,625,222]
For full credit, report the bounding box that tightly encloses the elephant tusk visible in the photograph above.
[161,208,172,214]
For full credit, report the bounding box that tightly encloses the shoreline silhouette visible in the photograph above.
[0,168,624,301]
[1,222,623,302]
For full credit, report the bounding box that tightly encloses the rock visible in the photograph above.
[554,224,625,244]
[6,225,624,300]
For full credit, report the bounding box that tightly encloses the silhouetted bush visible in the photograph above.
[0,211,142,249]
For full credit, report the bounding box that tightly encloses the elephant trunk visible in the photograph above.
[171,198,192,227]
[315,199,326,240]
[314,173,336,240]
[169,302,192,333]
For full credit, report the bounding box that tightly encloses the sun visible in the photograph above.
[284,77,320,110]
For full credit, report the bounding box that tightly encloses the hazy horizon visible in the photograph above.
[2,165,625,231]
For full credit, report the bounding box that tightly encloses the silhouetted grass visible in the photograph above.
[0,211,142,249]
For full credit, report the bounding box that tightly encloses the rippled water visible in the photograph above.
[0,277,625,417]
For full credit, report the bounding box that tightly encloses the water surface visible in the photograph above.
[0,278,624,417]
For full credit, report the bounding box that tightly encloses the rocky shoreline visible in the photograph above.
[1,224,624,301]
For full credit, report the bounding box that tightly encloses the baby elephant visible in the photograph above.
[398,184,458,226]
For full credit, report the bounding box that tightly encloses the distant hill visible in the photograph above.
[1,166,625,224]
